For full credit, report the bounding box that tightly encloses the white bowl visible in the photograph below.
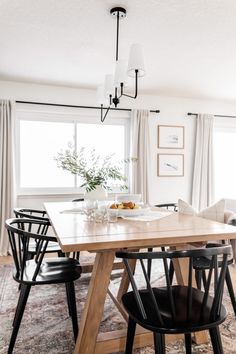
[115,194,142,203]
[109,206,149,217]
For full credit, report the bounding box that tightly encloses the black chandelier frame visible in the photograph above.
[100,7,140,123]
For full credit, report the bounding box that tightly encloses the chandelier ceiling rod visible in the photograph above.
[115,9,120,61]
[98,7,145,123]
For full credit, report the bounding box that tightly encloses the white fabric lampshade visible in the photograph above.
[127,43,145,78]
[104,74,114,97]
[96,85,109,106]
[114,59,128,87]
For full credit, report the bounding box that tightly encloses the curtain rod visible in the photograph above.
[187,112,236,119]
[16,100,160,114]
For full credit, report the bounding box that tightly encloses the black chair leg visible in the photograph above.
[184,333,192,354]
[147,247,153,280]
[13,285,29,327]
[76,252,80,262]
[9,284,31,354]
[195,270,202,290]
[225,266,236,316]
[169,260,174,284]
[58,250,65,257]
[72,252,80,263]
[65,282,72,317]
[153,332,165,354]
[125,317,136,354]
[209,326,224,354]
[66,282,78,341]
[202,270,207,288]
[26,253,35,260]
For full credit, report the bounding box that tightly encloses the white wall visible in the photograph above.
[140,95,236,206]
[2,79,236,207]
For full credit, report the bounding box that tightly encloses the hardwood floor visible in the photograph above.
[229,263,236,285]
[0,256,13,265]
[0,253,58,265]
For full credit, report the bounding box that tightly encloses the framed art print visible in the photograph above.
[158,125,184,149]
[157,154,184,177]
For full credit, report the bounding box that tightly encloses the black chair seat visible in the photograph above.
[122,285,227,334]
[15,257,81,285]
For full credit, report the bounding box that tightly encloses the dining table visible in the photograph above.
[44,201,236,354]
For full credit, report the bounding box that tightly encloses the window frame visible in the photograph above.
[15,104,130,196]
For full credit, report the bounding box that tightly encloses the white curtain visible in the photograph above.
[130,109,150,204]
[0,100,16,256]
[191,114,214,210]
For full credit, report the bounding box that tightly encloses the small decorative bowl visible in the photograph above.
[115,194,142,203]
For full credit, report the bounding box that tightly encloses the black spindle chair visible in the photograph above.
[155,203,178,212]
[116,245,231,354]
[193,242,236,316]
[13,208,65,259]
[5,218,82,354]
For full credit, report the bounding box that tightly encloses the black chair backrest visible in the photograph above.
[14,208,49,221]
[116,245,231,325]
[5,218,57,283]
[13,208,51,234]
[155,203,178,212]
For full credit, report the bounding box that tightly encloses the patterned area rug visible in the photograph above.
[0,261,236,354]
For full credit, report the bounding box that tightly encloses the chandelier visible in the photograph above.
[97,7,145,122]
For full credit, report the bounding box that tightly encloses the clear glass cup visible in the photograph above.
[107,208,118,223]
[83,200,97,221]
[94,201,109,223]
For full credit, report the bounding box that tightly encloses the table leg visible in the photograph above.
[74,251,115,354]
[107,258,137,323]
[117,258,136,303]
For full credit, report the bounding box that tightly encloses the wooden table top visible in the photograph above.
[44,201,236,252]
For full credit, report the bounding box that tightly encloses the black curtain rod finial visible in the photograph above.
[187,112,236,119]
[187,112,197,116]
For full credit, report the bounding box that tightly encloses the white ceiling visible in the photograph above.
[1,0,236,101]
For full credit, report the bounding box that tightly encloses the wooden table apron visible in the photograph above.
[44,202,236,354]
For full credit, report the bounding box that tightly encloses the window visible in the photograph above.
[19,120,74,188]
[16,105,130,195]
[213,117,236,200]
